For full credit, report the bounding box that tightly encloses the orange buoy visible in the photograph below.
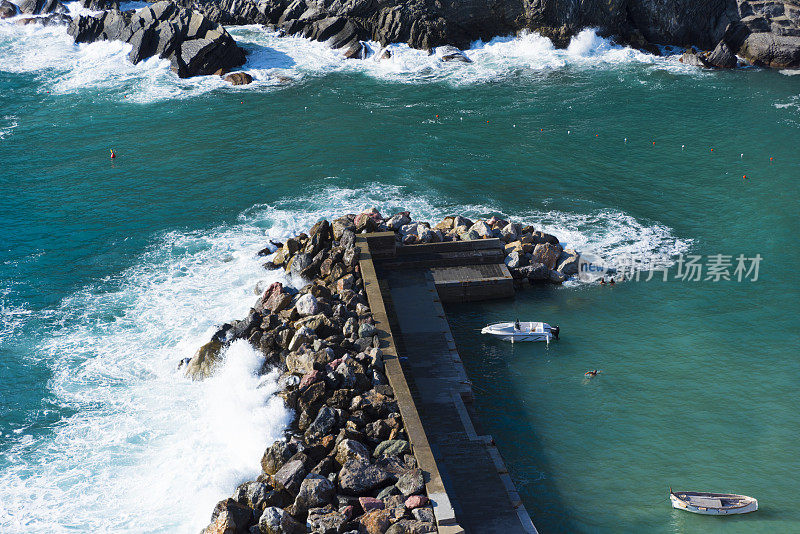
[743,175,747,179]
[711,148,714,152]
[652,141,655,145]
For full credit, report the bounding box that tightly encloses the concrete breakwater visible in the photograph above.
[184,209,576,533]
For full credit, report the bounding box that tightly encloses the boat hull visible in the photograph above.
[670,494,758,515]
[480,322,554,343]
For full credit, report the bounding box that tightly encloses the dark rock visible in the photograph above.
[258,506,304,534]
[18,0,67,15]
[224,71,253,84]
[0,0,17,18]
[273,458,307,495]
[261,440,298,475]
[202,498,252,534]
[307,508,346,534]
[67,3,245,78]
[373,439,410,458]
[395,468,424,498]
[305,405,337,441]
[705,40,738,68]
[385,518,436,534]
[79,0,118,10]
[338,459,393,495]
[292,473,335,515]
[680,49,710,67]
[438,45,472,62]
[233,480,279,512]
[16,12,70,25]
[518,262,550,282]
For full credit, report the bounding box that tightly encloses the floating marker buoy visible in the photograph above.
[770,157,774,161]
[513,124,516,128]
[567,130,570,134]
[436,114,439,118]
[460,117,463,121]
[624,138,627,143]
[652,141,655,145]
[540,128,543,132]
[711,148,714,152]
[241,101,243,104]
[595,134,598,137]
[486,120,489,123]
[681,145,685,149]
[110,149,116,159]
[740,153,743,158]
[743,175,747,179]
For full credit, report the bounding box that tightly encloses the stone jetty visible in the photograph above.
[187,209,575,533]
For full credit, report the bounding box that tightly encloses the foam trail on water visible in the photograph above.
[0,184,691,533]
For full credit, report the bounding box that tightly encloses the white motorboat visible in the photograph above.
[670,489,758,515]
[480,321,559,343]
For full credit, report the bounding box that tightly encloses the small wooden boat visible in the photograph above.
[669,489,758,515]
[480,322,559,343]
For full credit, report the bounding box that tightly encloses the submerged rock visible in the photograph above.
[224,71,253,84]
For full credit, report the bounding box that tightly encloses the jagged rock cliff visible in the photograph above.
[176,0,799,67]
[57,0,799,74]
[67,1,246,77]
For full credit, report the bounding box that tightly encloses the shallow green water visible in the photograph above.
[1,21,799,532]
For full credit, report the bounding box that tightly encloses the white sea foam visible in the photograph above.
[0,13,700,103]
[0,223,294,533]
[0,115,18,140]
[775,95,800,110]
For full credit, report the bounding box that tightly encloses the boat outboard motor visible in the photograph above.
[551,326,560,340]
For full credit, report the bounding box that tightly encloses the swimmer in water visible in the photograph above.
[110,148,116,159]
[609,277,615,285]
[599,277,606,285]
[584,369,601,377]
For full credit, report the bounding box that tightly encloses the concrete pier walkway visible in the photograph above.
[357,233,536,534]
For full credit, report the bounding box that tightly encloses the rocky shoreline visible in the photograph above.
[1,0,797,79]
[184,210,575,534]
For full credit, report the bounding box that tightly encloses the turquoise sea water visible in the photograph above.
[1,13,799,533]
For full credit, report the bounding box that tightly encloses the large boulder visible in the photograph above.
[338,459,394,495]
[705,39,738,68]
[292,473,335,515]
[258,506,304,534]
[202,498,253,534]
[67,2,246,78]
[183,339,223,380]
[0,0,18,18]
[224,71,253,84]
[530,243,562,270]
[273,458,307,495]
[79,0,118,10]
[18,0,67,15]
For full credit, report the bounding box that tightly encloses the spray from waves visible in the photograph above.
[0,115,19,140]
[240,183,693,274]
[0,221,297,533]
[234,27,703,86]
[1,9,700,104]
[0,183,691,533]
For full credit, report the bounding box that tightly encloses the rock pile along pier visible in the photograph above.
[187,209,575,533]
